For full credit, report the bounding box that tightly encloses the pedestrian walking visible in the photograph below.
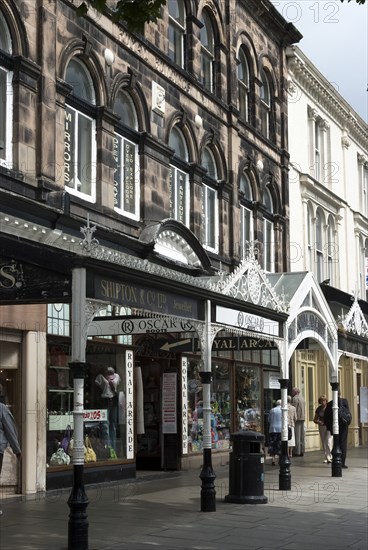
[292,387,305,456]
[287,395,297,458]
[268,400,282,465]
[0,402,21,515]
[324,391,351,468]
[313,395,332,463]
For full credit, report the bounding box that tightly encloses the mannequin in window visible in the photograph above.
[95,367,121,450]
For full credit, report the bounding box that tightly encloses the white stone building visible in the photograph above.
[286,45,368,450]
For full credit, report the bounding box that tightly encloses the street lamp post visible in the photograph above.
[199,300,216,512]
[68,265,89,550]
[279,378,291,490]
[330,381,342,478]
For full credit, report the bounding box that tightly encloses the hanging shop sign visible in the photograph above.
[0,257,71,304]
[91,274,201,319]
[215,305,280,337]
[88,316,196,337]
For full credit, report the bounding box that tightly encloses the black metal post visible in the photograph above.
[330,381,342,478]
[68,361,89,550]
[199,370,216,512]
[279,378,291,490]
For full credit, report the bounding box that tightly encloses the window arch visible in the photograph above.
[260,69,272,139]
[239,173,254,256]
[64,57,96,202]
[0,10,13,167]
[263,187,275,272]
[237,48,250,122]
[200,10,215,93]
[169,126,190,226]
[168,1,186,68]
[202,147,219,252]
[113,90,140,220]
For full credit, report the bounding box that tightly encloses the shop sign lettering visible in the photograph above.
[92,275,200,319]
[125,350,134,459]
[0,259,24,289]
[181,357,188,455]
[88,316,195,336]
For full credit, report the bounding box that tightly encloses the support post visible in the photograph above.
[199,300,216,512]
[330,381,342,478]
[68,266,89,550]
[279,378,291,490]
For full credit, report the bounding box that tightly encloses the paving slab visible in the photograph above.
[0,447,367,550]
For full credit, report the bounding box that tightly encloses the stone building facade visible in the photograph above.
[0,0,301,494]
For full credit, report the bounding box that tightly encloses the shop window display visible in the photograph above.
[187,360,230,453]
[236,365,261,432]
[47,341,128,468]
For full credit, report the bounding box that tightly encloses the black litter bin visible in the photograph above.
[225,431,267,504]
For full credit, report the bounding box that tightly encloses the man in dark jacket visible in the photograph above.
[0,402,21,515]
[324,393,351,468]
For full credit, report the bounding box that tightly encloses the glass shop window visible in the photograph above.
[47,341,129,468]
[235,365,261,432]
[187,360,230,453]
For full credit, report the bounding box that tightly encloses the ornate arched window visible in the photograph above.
[200,10,215,93]
[113,90,140,220]
[202,147,219,252]
[263,187,275,271]
[0,11,13,167]
[237,48,250,122]
[64,57,96,202]
[168,1,186,67]
[239,173,254,256]
[169,126,190,226]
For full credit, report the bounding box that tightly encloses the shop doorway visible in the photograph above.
[136,359,180,470]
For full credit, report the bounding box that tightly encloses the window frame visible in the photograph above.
[64,58,97,203]
[315,209,324,282]
[237,48,250,122]
[203,183,219,253]
[260,70,271,139]
[113,91,140,220]
[0,12,13,168]
[200,11,215,93]
[168,0,186,68]
[239,173,254,256]
[263,188,275,272]
[169,126,190,227]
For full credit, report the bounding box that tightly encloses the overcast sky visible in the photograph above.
[271,0,368,122]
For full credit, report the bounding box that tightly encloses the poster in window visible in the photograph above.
[123,140,136,214]
[162,372,177,434]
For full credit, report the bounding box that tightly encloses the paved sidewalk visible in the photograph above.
[0,447,367,550]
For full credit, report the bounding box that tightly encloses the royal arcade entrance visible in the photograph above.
[0,216,345,507]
